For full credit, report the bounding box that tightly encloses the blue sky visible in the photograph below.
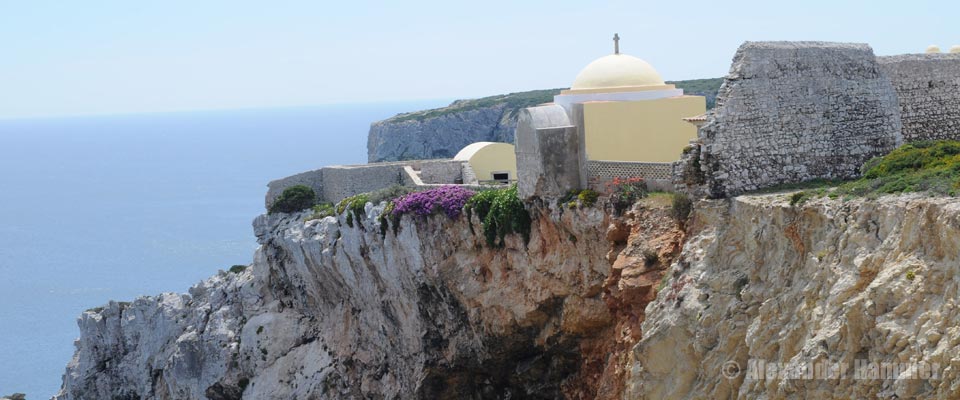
[1,0,957,118]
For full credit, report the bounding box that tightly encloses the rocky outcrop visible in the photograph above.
[58,183,960,399]
[628,194,960,399]
[367,93,552,162]
[56,196,685,399]
[1,394,26,400]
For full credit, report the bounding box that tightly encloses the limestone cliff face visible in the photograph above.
[56,199,681,399]
[367,102,521,163]
[629,194,960,399]
[58,192,960,399]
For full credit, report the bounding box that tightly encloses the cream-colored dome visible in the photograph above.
[951,45,960,54]
[571,54,665,90]
[926,45,942,54]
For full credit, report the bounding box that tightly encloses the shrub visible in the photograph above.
[788,191,808,206]
[378,200,405,238]
[559,189,600,209]
[466,185,532,247]
[577,189,599,207]
[269,185,317,214]
[834,140,960,197]
[607,177,648,214]
[228,265,248,274]
[337,193,370,228]
[670,193,694,229]
[392,185,475,219]
[306,202,335,221]
[367,184,417,204]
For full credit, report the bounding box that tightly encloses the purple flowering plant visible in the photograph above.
[391,185,476,219]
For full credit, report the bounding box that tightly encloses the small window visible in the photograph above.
[492,172,510,182]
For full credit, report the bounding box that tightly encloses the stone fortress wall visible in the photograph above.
[265,159,467,208]
[878,53,960,142]
[676,41,905,198]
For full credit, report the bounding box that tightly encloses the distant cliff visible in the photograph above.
[367,79,722,163]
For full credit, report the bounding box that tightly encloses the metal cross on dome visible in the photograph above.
[613,33,620,54]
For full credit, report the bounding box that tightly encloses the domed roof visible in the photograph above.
[571,54,665,90]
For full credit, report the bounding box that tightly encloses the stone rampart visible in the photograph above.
[685,41,902,198]
[266,159,477,208]
[420,160,465,184]
[879,53,960,142]
[265,169,325,210]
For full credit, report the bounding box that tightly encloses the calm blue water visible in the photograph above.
[0,101,446,399]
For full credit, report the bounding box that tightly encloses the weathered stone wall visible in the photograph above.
[587,160,675,192]
[879,53,960,142]
[419,160,465,184]
[320,164,404,203]
[690,41,902,198]
[266,159,465,207]
[265,168,325,210]
[515,104,583,199]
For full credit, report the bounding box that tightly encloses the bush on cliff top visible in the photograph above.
[270,185,317,214]
[337,193,370,228]
[838,140,960,196]
[766,141,960,201]
[466,185,531,247]
[391,185,475,219]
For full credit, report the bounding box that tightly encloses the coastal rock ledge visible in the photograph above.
[55,193,960,399]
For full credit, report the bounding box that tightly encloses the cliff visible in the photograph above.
[56,196,683,399]
[629,194,960,399]
[367,90,560,162]
[56,189,960,399]
[366,79,722,163]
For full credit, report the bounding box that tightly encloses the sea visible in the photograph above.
[0,100,447,399]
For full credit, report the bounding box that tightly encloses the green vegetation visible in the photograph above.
[228,265,248,274]
[837,141,960,196]
[788,191,809,206]
[906,270,916,281]
[751,141,960,203]
[269,185,317,214]
[465,185,532,247]
[336,193,370,228]
[367,184,418,204]
[578,189,599,207]
[306,202,336,221]
[669,192,694,229]
[607,177,649,214]
[379,201,399,238]
[559,188,600,209]
[667,78,724,109]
